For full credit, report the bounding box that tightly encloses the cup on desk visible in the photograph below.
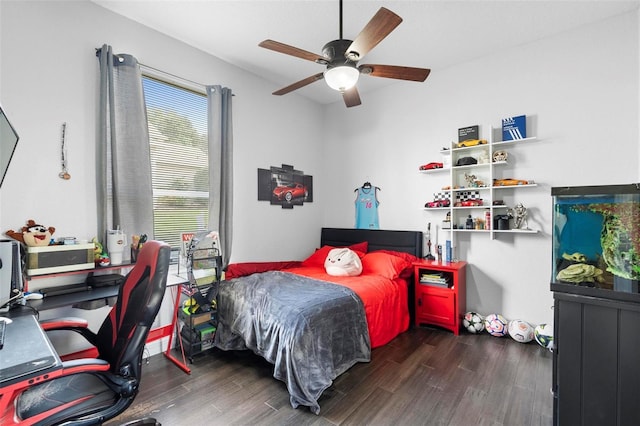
[107,230,126,266]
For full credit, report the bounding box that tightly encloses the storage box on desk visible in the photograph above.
[26,243,95,276]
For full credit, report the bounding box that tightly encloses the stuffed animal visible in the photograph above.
[92,237,109,264]
[5,219,55,247]
[324,248,362,277]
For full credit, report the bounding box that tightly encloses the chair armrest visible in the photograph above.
[61,358,110,375]
[40,317,89,330]
[40,316,98,346]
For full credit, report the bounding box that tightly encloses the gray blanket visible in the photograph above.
[214,271,371,414]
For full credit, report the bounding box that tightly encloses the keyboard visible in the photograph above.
[0,320,5,350]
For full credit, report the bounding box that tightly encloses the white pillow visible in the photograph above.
[324,248,363,276]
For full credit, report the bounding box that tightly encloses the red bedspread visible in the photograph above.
[224,249,415,349]
[281,265,410,348]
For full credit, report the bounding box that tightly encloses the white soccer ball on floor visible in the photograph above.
[508,319,534,343]
[484,313,509,337]
[463,312,485,334]
[534,323,554,351]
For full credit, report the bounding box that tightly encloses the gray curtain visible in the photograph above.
[96,45,153,251]
[206,85,233,267]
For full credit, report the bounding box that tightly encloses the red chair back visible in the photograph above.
[95,240,170,378]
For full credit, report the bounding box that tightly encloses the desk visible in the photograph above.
[23,271,193,373]
[0,315,61,385]
[0,315,63,421]
[27,285,120,311]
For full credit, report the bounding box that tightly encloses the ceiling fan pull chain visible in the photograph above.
[339,0,343,39]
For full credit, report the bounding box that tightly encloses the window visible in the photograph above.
[141,74,209,251]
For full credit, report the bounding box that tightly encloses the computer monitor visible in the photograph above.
[0,104,20,189]
[0,239,23,312]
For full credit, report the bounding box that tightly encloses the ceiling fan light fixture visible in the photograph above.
[324,65,359,92]
[259,4,428,107]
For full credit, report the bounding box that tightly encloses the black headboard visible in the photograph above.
[320,228,423,258]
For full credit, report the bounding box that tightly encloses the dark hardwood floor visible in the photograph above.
[107,326,553,426]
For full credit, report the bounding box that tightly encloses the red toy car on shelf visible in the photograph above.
[456,199,484,207]
[419,162,444,170]
[425,199,451,208]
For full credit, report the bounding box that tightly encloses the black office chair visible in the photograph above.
[11,240,170,426]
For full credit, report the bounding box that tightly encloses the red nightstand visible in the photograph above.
[414,260,467,335]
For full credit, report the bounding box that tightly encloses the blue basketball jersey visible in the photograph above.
[355,187,380,229]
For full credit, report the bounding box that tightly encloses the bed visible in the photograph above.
[214,227,423,414]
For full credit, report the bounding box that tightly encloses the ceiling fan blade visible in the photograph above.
[259,39,327,64]
[342,87,362,108]
[360,64,431,82]
[272,73,325,96]
[346,8,402,61]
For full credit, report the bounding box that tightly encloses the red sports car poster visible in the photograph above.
[257,164,313,209]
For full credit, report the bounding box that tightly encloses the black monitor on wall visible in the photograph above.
[0,104,20,188]
[0,105,22,311]
[0,240,23,312]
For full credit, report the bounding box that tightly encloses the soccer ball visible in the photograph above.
[463,312,484,334]
[508,319,534,343]
[484,313,509,337]
[534,324,554,350]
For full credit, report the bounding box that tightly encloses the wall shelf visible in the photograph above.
[421,121,540,241]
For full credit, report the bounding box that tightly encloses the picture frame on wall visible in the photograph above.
[257,164,313,209]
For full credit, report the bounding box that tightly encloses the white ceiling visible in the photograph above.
[90,0,640,105]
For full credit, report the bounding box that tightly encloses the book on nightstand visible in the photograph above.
[420,272,451,287]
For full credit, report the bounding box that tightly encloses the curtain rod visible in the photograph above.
[140,64,235,96]
[95,47,232,95]
[139,63,208,92]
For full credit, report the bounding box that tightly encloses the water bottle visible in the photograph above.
[485,209,491,230]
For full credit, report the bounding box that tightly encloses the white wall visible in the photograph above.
[1,2,638,333]
[321,11,639,325]
[0,1,325,262]
[0,1,325,353]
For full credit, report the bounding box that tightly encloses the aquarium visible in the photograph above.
[552,184,640,300]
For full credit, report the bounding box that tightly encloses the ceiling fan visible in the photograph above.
[259,0,431,108]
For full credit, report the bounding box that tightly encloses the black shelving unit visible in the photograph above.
[175,231,222,362]
[176,292,217,362]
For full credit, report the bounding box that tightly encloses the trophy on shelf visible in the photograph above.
[509,203,529,230]
[425,222,436,260]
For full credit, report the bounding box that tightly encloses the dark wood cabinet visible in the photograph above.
[414,260,466,335]
[553,289,640,425]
